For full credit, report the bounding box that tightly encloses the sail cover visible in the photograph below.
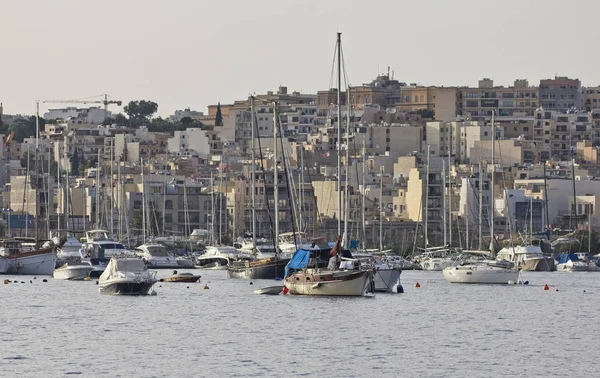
[558,253,579,264]
[284,249,310,277]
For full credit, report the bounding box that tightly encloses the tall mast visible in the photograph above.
[448,130,452,247]
[336,32,342,239]
[273,102,280,253]
[96,149,101,228]
[361,137,366,251]
[424,145,430,247]
[34,101,39,240]
[478,162,483,250]
[47,143,51,238]
[442,159,447,246]
[571,158,576,231]
[57,145,61,234]
[379,165,383,251]
[300,147,305,232]
[490,111,495,255]
[543,162,549,231]
[141,157,146,243]
[110,138,114,235]
[250,96,257,249]
[343,87,351,247]
[219,164,223,243]
[210,171,215,245]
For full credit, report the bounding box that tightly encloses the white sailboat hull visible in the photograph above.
[284,270,371,296]
[373,268,401,293]
[420,258,457,271]
[8,252,57,276]
[443,265,519,284]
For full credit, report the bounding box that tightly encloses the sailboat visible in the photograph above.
[443,111,519,284]
[283,33,372,296]
[227,98,290,279]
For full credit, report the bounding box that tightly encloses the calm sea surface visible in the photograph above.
[0,269,598,378]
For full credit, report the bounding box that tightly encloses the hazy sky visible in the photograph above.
[2,0,598,117]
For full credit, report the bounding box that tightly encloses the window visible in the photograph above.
[165,200,173,209]
[466,100,478,108]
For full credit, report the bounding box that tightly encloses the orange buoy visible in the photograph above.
[415,282,421,288]
[543,284,549,291]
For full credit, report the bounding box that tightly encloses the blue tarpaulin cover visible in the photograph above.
[284,249,311,277]
[558,253,579,264]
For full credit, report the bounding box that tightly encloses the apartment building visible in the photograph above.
[533,109,593,161]
[582,86,600,112]
[167,128,211,157]
[459,78,538,120]
[539,76,581,112]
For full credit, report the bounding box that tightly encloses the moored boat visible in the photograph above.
[1,239,58,276]
[53,262,94,281]
[98,257,157,296]
[161,270,201,283]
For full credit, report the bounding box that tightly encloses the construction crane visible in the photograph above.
[42,94,122,123]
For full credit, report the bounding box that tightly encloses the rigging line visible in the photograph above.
[254,106,276,250]
[277,117,298,249]
[328,38,339,90]
[340,44,350,92]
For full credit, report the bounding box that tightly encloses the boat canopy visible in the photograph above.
[285,249,311,277]
[557,253,579,264]
[99,258,146,281]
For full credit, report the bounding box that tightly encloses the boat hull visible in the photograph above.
[227,258,289,280]
[284,270,371,296]
[556,261,596,272]
[443,266,519,284]
[162,275,201,283]
[99,280,157,295]
[373,268,401,293]
[420,258,456,271]
[0,258,9,274]
[53,265,94,280]
[521,257,556,272]
[8,252,57,276]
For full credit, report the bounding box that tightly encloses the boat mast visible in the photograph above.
[529,195,533,239]
[343,87,351,247]
[336,32,342,240]
[361,137,366,251]
[110,138,114,236]
[96,149,101,228]
[379,165,383,251]
[141,157,146,243]
[34,100,39,241]
[273,101,280,254]
[543,162,549,231]
[571,158,577,232]
[478,162,483,250]
[251,96,257,249]
[490,111,495,256]
[448,136,452,247]
[210,171,215,245]
[57,145,61,234]
[424,145,430,248]
[300,147,305,232]
[442,159,447,246]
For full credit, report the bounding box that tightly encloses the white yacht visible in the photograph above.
[80,229,132,278]
[53,262,94,280]
[278,232,317,257]
[55,235,83,267]
[190,229,210,245]
[496,245,555,271]
[196,245,251,269]
[98,257,157,295]
[443,260,519,284]
[417,248,458,271]
[346,253,401,293]
[135,243,181,269]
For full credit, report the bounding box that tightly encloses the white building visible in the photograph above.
[170,108,204,122]
[44,107,108,124]
[167,128,210,157]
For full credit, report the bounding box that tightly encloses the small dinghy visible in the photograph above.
[161,270,201,283]
[253,285,284,295]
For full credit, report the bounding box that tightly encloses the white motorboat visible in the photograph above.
[135,243,180,269]
[346,253,401,293]
[443,261,518,284]
[53,262,94,280]
[98,257,157,295]
[253,285,284,295]
[0,239,57,275]
[278,232,317,257]
[496,245,555,271]
[196,245,251,269]
[555,253,597,272]
[54,235,83,267]
[80,230,132,277]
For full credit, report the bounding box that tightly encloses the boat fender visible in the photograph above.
[397,285,404,294]
[415,282,421,288]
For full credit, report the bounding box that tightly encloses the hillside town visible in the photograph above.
[1,73,599,254]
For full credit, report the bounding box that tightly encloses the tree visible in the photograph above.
[123,100,158,126]
[215,102,223,126]
[180,116,193,126]
[70,149,80,176]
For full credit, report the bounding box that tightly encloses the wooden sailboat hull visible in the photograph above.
[284,270,371,296]
[227,258,289,280]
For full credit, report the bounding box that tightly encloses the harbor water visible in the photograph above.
[1,270,599,377]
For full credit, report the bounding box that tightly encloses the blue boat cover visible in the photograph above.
[558,253,579,264]
[349,240,359,249]
[285,249,311,277]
